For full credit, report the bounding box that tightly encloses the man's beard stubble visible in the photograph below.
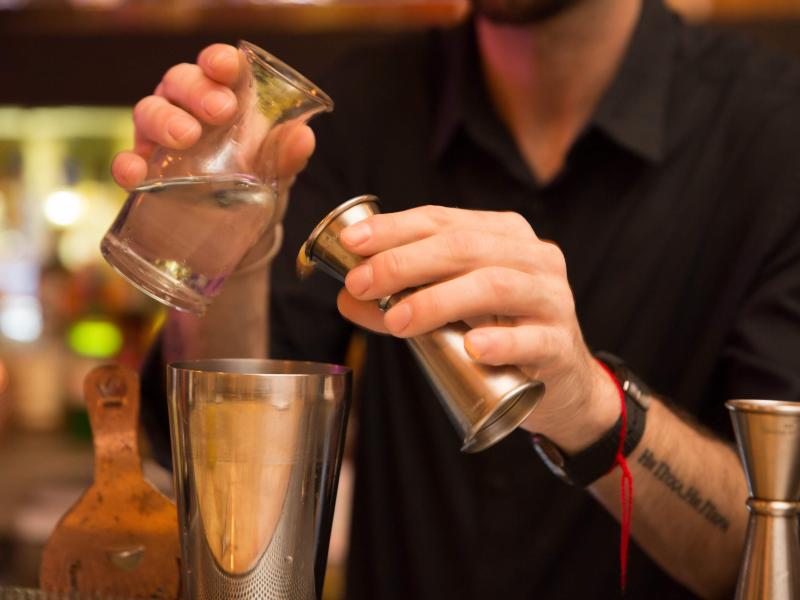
[470,0,581,24]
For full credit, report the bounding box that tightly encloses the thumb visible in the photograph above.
[277,124,316,184]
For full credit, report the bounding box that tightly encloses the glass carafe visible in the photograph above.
[101,41,333,314]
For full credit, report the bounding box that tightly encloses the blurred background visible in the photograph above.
[0,0,798,597]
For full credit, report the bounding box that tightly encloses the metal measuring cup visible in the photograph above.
[297,195,545,452]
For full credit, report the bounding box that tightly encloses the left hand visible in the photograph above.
[337,205,618,446]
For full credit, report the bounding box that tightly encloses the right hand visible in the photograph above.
[111,43,316,191]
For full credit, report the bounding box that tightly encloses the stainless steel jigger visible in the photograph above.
[298,195,545,452]
[727,399,800,599]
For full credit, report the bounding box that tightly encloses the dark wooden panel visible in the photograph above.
[0,9,798,107]
[729,20,800,57]
[0,30,402,106]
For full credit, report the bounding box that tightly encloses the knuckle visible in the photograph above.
[382,212,401,235]
[480,268,512,301]
[163,63,202,97]
[503,328,519,360]
[443,229,476,261]
[503,211,534,235]
[555,329,573,363]
[163,62,194,84]
[533,275,568,320]
[421,204,449,226]
[542,294,562,322]
[380,249,404,280]
[544,242,567,275]
[418,286,444,320]
[201,43,234,66]
[559,287,576,318]
[132,96,159,125]
[538,327,557,362]
[483,327,516,365]
[197,44,218,64]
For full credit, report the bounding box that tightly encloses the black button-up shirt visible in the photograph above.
[142,1,800,598]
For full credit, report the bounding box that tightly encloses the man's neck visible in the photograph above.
[476,0,641,183]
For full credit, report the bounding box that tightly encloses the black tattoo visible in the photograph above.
[638,448,730,532]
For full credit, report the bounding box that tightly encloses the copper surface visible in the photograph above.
[40,364,180,599]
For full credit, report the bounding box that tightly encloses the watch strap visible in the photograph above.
[532,354,649,487]
[533,395,645,487]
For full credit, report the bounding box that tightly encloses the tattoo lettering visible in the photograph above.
[638,448,730,532]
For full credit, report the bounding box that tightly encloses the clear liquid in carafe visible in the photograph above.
[101,175,275,313]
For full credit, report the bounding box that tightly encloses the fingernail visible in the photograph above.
[124,160,140,182]
[202,90,234,118]
[386,303,413,334]
[208,50,224,69]
[167,117,197,143]
[465,331,491,359]
[346,264,372,297]
[341,223,371,247]
[209,48,235,70]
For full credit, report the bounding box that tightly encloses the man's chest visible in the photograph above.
[364,137,763,413]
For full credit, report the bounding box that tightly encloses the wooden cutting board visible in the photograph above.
[40,364,181,599]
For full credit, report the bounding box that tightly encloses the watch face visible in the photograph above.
[532,434,570,482]
[623,378,651,409]
[596,352,651,410]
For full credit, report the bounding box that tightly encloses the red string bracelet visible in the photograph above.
[595,358,633,593]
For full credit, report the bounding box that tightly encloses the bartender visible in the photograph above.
[115,0,800,597]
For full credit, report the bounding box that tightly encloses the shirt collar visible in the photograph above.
[431,21,473,161]
[593,0,678,162]
[431,0,679,164]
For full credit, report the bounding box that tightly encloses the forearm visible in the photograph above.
[589,398,747,599]
[163,263,269,362]
[160,186,293,363]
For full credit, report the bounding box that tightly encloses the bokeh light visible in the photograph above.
[67,318,123,358]
[43,190,85,227]
[0,295,43,342]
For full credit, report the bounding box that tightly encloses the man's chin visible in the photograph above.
[471,0,579,24]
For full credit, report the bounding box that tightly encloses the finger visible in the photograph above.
[464,324,564,367]
[160,62,237,125]
[111,152,148,189]
[133,129,156,159]
[276,124,315,182]
[345,230,553,301]
[383,267,564,338]
[339,205,535,256]
[197,44,241,87]
[132,95,201,150]
[464,315,504,329]
[337,289,389,334]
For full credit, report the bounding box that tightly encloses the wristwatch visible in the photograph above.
[531,352,651,488]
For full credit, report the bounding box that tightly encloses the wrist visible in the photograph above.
[231,224,283,278]
[531,352,652,488]
[541,359,621,454]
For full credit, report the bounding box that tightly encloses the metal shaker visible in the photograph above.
[298,195,545,452]
[168,359,351,600]
[726,399,800,599]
